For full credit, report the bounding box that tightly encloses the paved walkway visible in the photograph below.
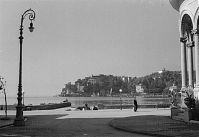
[110,114,199,137]
[0,108,169,127]
[0,117,13,128]
[1,108,199,137]
[0,108,155,137]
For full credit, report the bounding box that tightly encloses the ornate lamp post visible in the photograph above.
[23,91,25,106]
[14,9,35,126]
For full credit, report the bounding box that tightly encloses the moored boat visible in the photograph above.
[24,100,71,111]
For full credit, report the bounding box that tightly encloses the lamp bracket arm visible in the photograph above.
[20,9,35,27]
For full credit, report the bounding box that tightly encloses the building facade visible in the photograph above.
[87,78,97,85]
[136,84,144,93]
[169,0,199,103]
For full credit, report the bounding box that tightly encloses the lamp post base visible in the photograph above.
[13,105,25,126]
[13,119,25,126]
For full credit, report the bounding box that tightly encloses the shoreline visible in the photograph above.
[0,107,171,118]
[1,103,170,111]
[0,96,170,110]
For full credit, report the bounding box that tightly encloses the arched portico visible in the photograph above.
[170,0,199,105]
[180,14,194,89]
[193,15,199,99]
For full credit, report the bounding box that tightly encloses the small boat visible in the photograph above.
[24,100,71,111]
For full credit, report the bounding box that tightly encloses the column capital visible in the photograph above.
[180,37,187,43]
[186,41,195,47]
[191,29,199,35]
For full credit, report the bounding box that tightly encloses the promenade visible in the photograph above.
[0,108,199,137]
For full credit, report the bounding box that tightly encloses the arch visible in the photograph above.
[194,7,199,29]
[197,18,199,31]
[180,10,194,37]
[180,14,193,38]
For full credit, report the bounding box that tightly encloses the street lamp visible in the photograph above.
[14,9,35,126]
[119,89,122,110]
[23,91,25,106]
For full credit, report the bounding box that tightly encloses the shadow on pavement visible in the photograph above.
[0,114,136,137]
[110,115,199,137]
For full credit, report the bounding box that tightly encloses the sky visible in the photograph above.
[0,0,180,97]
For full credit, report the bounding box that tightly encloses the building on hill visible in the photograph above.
[61,82,72,96]
[87,78,97,85]
[87,75,101,85]
[121,76,131,83]
[136,84,144,93]
[76,82,84,93]
[169,84,177,92]
[61,82,78,96]
[158,68,166,74]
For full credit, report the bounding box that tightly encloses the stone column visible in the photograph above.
[180,37,188,108]
[193,29,199,99]
[187,40,194,88]
[180,37,187,89]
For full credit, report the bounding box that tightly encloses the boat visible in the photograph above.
[24,99,71,111]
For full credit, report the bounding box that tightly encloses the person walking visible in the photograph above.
[134,98,138,112]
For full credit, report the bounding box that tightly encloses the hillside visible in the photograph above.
[60,70,182,97]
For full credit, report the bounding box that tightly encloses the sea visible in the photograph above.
[0,96,170,107]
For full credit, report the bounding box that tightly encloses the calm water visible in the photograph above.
[0,96,170,107]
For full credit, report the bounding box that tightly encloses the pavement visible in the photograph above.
[0,108,199,137]
[110,115,199,137]
[0,116,13,128]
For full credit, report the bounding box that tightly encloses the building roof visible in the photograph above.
[169,0,185,11]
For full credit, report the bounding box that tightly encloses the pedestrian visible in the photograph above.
[85,103,90,110]
[134,98,138,112]
[0,105,3,110]
[93,106,98,110]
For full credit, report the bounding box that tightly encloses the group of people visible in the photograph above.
[84,103,98,110]
[80,98,138,112]
[76,103,98,111]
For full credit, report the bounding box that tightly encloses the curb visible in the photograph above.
[109,119,174,137]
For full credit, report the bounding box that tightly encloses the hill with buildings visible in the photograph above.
[59,69,182,97]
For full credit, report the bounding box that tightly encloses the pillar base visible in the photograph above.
[193,87,199,108]
[193,87,199,101]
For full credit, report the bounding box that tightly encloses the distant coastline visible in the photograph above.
[0,96,170,111]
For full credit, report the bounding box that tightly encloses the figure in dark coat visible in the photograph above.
[134,99,138,112]
[85,103,90,110]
